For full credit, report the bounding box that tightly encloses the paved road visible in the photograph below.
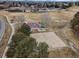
[0,19,5,42]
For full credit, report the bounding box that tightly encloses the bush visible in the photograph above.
[71,12,79,34]
[6,23,49,58]
[19,23,31,36]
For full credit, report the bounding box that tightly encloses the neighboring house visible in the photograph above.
[0,4,9,9]
[25,21,48,32]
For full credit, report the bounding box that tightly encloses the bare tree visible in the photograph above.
[40,13,52,28]
[13,15,25,31]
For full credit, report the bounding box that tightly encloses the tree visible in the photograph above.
[19,23,31,36]
[71,12,79,34]
[40,14,52,28]
[6,32,26,58]
[6,23,49,58]
[37,42,49,58]
[28,52,39,58]
[9,32,26,48]
[6,48,15,58]
[28,42,49,58]
[6,36,49,58]
[6,35,38,58]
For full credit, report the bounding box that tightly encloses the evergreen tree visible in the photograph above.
[71,12,79,34]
